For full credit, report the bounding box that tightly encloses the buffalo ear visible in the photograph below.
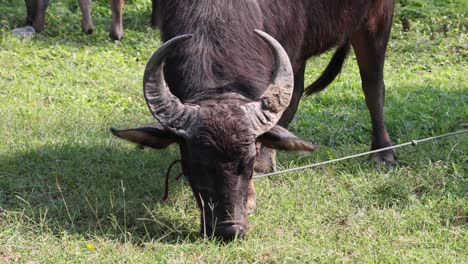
[258,125,319,152]
[110,124,179,149]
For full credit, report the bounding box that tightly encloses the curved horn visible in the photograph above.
[144,35,200,136]
[242,30,294,136]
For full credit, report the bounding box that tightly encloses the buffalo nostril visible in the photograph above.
[215,224,245,241]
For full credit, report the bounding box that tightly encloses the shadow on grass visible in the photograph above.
[0,143,200,244]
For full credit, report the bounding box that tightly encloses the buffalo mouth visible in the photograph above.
[197,196,248,241]
[202,220,247,241]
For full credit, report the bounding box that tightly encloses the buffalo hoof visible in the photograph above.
[83,28,94,35]
[82,24,94,35]
[254,147,276,173]
[81,19,94,35]
[370,149,396,166]
[31,22,44,33]
[109,29,124,41]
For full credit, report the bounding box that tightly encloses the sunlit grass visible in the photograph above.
[0,0,466,262]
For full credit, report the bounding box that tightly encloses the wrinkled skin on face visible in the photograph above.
[112,92,318,241]
[183,97,256,239]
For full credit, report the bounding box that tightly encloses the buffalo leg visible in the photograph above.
[254,63,306,173]
[279,63,306,128]
[25,0,35,26]
[151,0,158,27]
[350,2,396,164]
[78,0,94,34]
[246,179,256,215]
[108,0,124,40]
[254,146,276,173]
[25,0,49,32]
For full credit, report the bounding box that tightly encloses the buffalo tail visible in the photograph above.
[304,41,351,96]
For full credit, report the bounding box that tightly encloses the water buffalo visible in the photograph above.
[22,0,158,40]
[112,0,395,241]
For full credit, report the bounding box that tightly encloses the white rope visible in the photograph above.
[253,129,468,179]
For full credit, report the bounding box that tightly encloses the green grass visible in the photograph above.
[0,0,467,262]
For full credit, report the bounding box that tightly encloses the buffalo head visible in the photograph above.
[111,31,317,241]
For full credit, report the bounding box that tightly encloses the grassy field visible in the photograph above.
[0,0,467,262]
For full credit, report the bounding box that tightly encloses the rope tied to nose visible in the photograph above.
[159,129,467,199]
[163,159,183,202]
[253,129,468,179]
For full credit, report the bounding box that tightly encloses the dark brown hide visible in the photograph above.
[156,0,395,162]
